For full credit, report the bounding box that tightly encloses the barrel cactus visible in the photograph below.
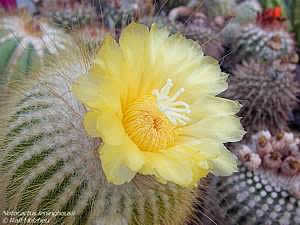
[41,1,97,30]
[0,45,196,225]
[224,60,299,134]
[221,0,262,46]
[0,10,71,86]
[205,130,300,225]
[233,0,262,24]
[233,7,296,62]
[0,22,245,225]
[96,0,154,31]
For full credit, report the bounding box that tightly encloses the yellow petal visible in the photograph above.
[150,33,204,95]
[182,116,245,142]
[100,138,145,185]
[191,167,209,186]
[95,110,126,146]
[120,22,149,67]
[83,111,101,137]
[119,22,151,102]
[149,24,170,64]
[72,74,121,113]
[210,148,238,176]
[179,58,228,103]
[189,96,241,123]
[100,147,136,185]
[173,138,224,160]
[136,24,171,96]
[140,151,193,187]
[92,35,124,79]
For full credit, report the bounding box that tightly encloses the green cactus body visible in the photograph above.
[261,0,282,8]
[292,0,300,44]
[0,47,197,225]
[221,22,242,45]
[0,11,71,87]
[233,0,262,24]
[235,23,295,62]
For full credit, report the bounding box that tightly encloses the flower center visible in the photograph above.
[123,79,190,152]
[152,79,191,126]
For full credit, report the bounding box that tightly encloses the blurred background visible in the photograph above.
[0,0,299,225]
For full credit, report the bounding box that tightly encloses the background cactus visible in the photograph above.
[72,23,110,49]
[203,130,300,225]
[220,0,262,46]
[139,14,178,34]
[233,0,262,24]
[168,6,225,59]
[92,0,136,33]
[202,0,236,18]
[0,45,200,225]
[40,1,97,30]
[233,21,295,62]
[224,60,299,134]
[156,0,190,11]
[291,0,300,44]
[0,10,71,87]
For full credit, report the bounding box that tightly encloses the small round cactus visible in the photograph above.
[41,1,97,29]
[233,0,262,24]
[0,45,199,225]
[205,130,300,225]
[0,10,71,87]
[224,60,300,134]
[221,0,262,46]
[235,23,295,62]
[96,0,154,31]
[233,7,296,62]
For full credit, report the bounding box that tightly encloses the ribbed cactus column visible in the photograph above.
[0,47,196,225]
[0,10,71,87]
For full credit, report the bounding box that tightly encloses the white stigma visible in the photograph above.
[152,79,191,125]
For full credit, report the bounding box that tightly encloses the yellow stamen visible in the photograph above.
[123,95,178,152]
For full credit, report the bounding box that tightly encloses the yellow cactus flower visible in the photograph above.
[72,22,245,187]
